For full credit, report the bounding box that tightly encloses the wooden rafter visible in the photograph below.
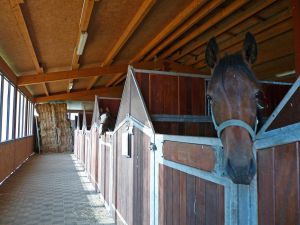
[195,19,292,69]
[18,61,171,86]
[184,9,291,66]
[130,0,208,63]
[9,0,49,96]
[108,59,208,87]
[0,56,33,100]
[143,0,225,62]
[87,0,156,90]
[34,86,123,103]
[157,0,249,60]
[171,0,279,61]
[68,0,95,92]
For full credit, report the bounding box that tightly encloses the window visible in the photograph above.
[8,85,14,140]
[15,91,20,139]
[1,79,9,142]
[0,72,34,141]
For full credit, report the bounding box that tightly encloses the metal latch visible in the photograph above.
[149,143,157,151]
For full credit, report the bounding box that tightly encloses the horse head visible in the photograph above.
[99,107,112,135]
[205,32,261,184]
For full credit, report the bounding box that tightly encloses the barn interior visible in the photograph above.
[0,0,299,224]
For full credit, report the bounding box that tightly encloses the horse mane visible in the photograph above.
[212,53,257,90]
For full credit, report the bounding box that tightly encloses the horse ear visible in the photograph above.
[243,32,257,64]
[105,107,110,113]
[100,107,103,113]
[205,37,219,69]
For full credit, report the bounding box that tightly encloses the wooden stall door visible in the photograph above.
[113,125,151,225]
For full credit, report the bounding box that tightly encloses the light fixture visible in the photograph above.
[275,70,295,78]
[76,32,88,55]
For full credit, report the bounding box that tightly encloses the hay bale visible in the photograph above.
[36,103,73,153]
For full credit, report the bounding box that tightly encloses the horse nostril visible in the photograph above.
[249,158,256,175]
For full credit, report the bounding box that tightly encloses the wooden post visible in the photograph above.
[291,0,300,76]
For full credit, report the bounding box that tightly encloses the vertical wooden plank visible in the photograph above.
[186,174,196,225]
[195,178,206,225]
[159,164,165,225]
[257,148,275,225]
[274,143,299,225]
[172,169,180,225]
[165,166,173,225]
[179,171,187,225]
[217,185,225,225]
[205,182,219,225]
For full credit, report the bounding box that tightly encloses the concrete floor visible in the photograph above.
[0,153,115,225]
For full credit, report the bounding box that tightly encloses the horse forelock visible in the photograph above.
[211,53,257,92]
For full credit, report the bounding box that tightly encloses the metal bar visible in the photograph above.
[12,85,17,140]
[133,68,210,79]
[151,114,212,123]
[255,124,300,149]
[96,96,121,100]
[257,76,300,138]
[258,80,293,85]
[160,133,222,146]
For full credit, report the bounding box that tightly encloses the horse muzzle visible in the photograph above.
[225,158,256,185]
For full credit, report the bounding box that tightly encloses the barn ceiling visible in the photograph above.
[0,0,296,102]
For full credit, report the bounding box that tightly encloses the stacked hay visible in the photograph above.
[36,103,72,152]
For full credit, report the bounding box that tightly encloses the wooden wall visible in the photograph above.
[113,125,150,225]
[135,72,216,136]
[257,141,300,225]
[0,136,34,183]
[159,165,224,225]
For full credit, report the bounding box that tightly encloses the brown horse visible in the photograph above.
[206,32,260,184]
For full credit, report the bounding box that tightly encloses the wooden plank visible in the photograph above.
[87,0,156,90]
[69,0,96,92]
[172,169,180,225]
[163,141,215,172]
[157,0,248,60]
[195,178,206,225]
[9,0,49,96]
[130,0,207,62]
[257,147,275,225]
[179,172,187,225]
[205,181,219,225]
[165,166,173,225]
[171,0,277,61]
[34,86,123,103]
[183,9,291,65]
[274,143,299,225]
[159,164,165,225]
[18,64,128,86]
[291,0,300,75]
[186,174,196,225]
[195,19,293,69]
[144,0,225,61]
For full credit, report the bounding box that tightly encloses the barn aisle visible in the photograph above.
[0,153,115,225]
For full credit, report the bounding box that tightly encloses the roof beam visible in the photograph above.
[171,0,279,61]
[18,64,128,86]
[130,0,208,62]
[9,0,49,96]
[143,0,225,62]
[184,9,291,66]
[157,0,249,60]
[18,61,169,86]
[69,0,96,92]
[0,56,33,100]
[195,19,292,69]
[87,0,156,90]
[34,86,123,103]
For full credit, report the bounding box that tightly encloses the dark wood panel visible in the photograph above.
[163,141,215,172]
[268,87,300,130]
[159,165,225,225]
[258,142,300,225]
